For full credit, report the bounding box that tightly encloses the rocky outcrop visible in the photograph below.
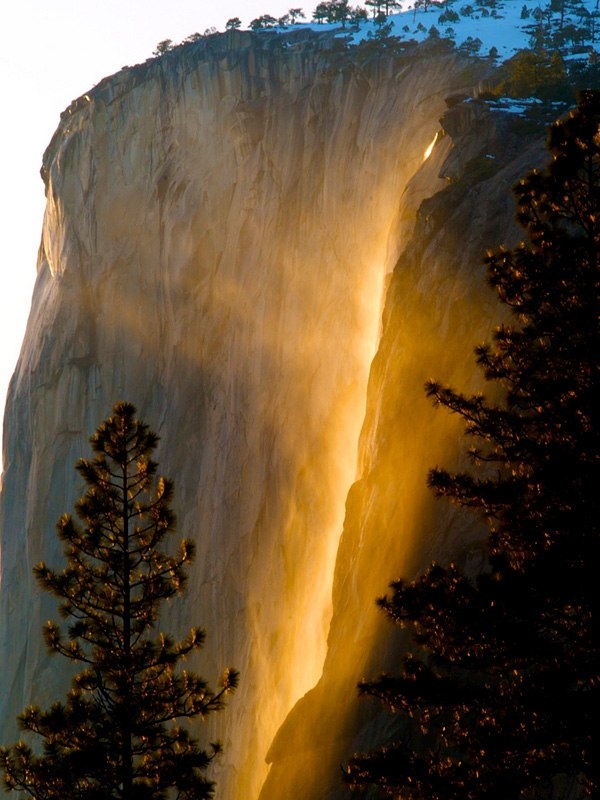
[0,31,544,800]
[259,98,546,799]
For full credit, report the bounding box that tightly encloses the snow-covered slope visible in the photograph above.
[364,0,599,60]
[230,0,600,62]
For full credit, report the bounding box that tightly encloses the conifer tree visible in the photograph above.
[1,402,238,800]
[344,92,599,799]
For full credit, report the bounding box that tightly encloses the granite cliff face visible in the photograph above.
[0,31,543,799]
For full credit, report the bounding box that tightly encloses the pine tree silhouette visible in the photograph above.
[345,91,599,800]
[1,402,238,800]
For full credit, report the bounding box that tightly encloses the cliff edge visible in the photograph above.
[1,32,545,799]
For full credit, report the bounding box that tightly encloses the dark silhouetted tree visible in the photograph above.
[1,402,238,800]
[250,13,278,29]
[365,0,385,16]
[288,7,306,23]
[366,0,402,16]
[496,48,569,101]
[344,91,599,799]
[350,5,369,24]
[383,0,401,14]
[312,0,352,25]
[152,39,173,56]
[313,1,330,22]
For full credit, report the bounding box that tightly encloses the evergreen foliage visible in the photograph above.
[288,7,307,23]
[152,39,173,56]
[1,402,238,800]
[312,0,352,26]
[365,0,401,16]
[495,48,570,101]
[344,92,599,799]
[250,14,278,29]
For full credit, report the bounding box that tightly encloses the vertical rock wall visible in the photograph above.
[0,33,471,800]
[259,101,546,798]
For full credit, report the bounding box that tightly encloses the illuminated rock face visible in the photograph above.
[0,33,542,800]
[259,101,546,799]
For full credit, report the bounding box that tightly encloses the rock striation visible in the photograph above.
[1,30,544,800]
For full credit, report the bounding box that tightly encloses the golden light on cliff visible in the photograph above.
[424,131,439,161]
[10,41,472,798]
